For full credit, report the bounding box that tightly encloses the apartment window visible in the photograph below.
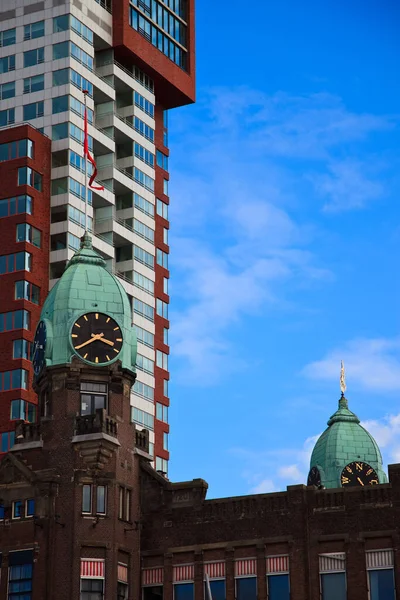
[134,167,154,192]
[0,310,30,332]
[0,28,16,47]
[81,484,106,514]
[69,205,93,230]
[134,116,154,142]
[156,350,168,371]
[71,15,94,44]
[134,142,154,167]
[156,249,168,269]
[136,325,154,348]
[13,339,34,360]
[0,251,31,274]
[132,407,154,429]
[174,583,194,600]
[133,271,154,295]
[156,299,168,319]
[163,379,168,398]
[136,354,154,375]
[0,81,15,100]
[366,550,395,600]
[0,369,28,391]
[118,487,131,521]
[24,20,45,40]
[117,574,128,600]
[163,110,168,146]
[81,579,104,600]
[0,140,34,162]
[163,327,169,345]
[8,550,34,600]
[155,456,168,474]
[143,586,163,600]
[134,219,154,243]
[156,199,168,219]
[319,553,346,600]
[70,96,94,122]
[0,108,15,126]
[236,578,257,600]
[53,14,69,32]
[97,486,106,514]
[23,74,44,94]
[134,90,154,117]
[82,484,92,513]
[52,122,69,141]
[53,41,69,60]
[70,178,92,202]
[11,399,36,422]
[132,380,154,401]
[23,101,44,121]
[80,382,108,416]
[52,67,69,86]
[163,179,169,195]
[156,150,169,171]
[134,192,154,217]
[70,69,93,96]
[163,228,169,245]
[163,432,169,451]
[12,500,22,519]
[1,430,15,452]
[156,403,168,423]
[0,195,32,218]
[134,246,154,269]
[15,281,40,304]
[163,277,169,295]
[52,95,69,114]
[16,223,41,247]
[18,167,42,190]
[0,54,15,73]
[71,42,94,70]
[23,47,44,67]
[26,499,35,517]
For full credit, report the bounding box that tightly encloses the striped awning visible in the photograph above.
[366,550,394,570]
[319,553,346,573]
[118,563,128,583]
[173,565,195,582]
[142,567,164,585]
[81,560,105,579]
[204,562,225,579]
[266,555,289,574]
[235,559,257,577]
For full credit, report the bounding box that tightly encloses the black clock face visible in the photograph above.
[341,462,379,487]
[307,466,322,487]
[71,312,123,364]
[32,321,47,377]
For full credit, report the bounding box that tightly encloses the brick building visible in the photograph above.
[0,237,397,600]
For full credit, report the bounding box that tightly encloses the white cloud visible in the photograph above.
[302,337,400,391]
[250,479,276,494]
[278,464,302,481]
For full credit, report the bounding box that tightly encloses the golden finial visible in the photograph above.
[340,360,346,395]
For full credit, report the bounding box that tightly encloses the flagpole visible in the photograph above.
[83,89,89,234]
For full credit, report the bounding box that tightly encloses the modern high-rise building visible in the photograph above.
[0,0,196,472]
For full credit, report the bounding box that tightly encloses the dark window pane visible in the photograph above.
[207,580,225,600]
[369,569,395,600]
[143,586,163,600]
[268,574,290,600]
[321,572,346,600]
[82,484,92,512]
[174,583,194,600]
[236,577,257,600]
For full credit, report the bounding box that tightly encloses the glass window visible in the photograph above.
[369,569,395,600]
[156,199,168,220]
[143,586,163,600]
[16,224,41,248]
[0,108,14,126]
[8,561,33,599]
[53,41,69,60]
[53,67,69,86]
[0,28,16,47]
[96,486,106,514]
[82,484,92,513]
[24,20,45,40]
[23,101,44,121]
[52,122,69,141]
[53,14,69,33]
[174,583,194,600]
[13,500,23,518]
[11,398,25,419]
[12,339,33,359]
[23,47,44,67]
[236,578,257,600]
[320,572,346,600]
[81,578,104,599]
[26,499,35,517]
[163,379,168,398]
[23,74,44,94]
[0,54,15,73]
[163,432,168,451]
[205,580,225,600]
[0,81,15,100]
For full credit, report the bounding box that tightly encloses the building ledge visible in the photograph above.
[71,432,120,446]
[10,440,44,452]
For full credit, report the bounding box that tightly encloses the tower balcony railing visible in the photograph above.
[75,409,118,438]
[135,427,150,453]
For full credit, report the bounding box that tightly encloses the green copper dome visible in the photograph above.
[39,233,136,375]
[309,394,387,488]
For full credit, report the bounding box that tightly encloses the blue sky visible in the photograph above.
[166,0,400,498]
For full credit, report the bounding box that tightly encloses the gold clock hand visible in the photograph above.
[74,333,102,350]
[97,337,115,347]
[357,477,364,486]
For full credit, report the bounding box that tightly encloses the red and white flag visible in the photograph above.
[83,95,104,191]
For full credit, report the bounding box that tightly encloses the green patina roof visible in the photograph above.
[310,394,387,488]
[40,233,136,374]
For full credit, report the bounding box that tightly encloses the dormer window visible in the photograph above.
[80,382,108,416]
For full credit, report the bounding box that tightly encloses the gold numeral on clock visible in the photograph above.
[369,479,378,485]
[346,466,353,473]
[366,469,373,476]
[356,463,363,471]
[341,476,349,484]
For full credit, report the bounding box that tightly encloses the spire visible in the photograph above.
[340,360,346,395]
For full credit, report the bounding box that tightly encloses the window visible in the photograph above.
[134,246,154,269]
[0,310,30,332]
[52,95,69,114]
[320,573,345,600]
[71,15,94,44]
[133,192,154,217]
[15,281,40,304]
[53,14,69,32]
[0,369,28,391]
[134,116,154,142]
[24,20,45,40]
[117,581,128,600]
[156,350,168,370]
[53,41,69,60]
[156,456,168,474]
[156,150,168,171]
[81,484,107,515]
[143,586,163,600]
[156,199,168,220]
[52,67,69,87]
[156,403,168,423]
[134,167,154,192]
[26,499,35,517]
[163,379,168,398]
[368,570,395,600]
[118,487,131,521]
[163,328,169,346]
[156,299,168,320]
[236,577,257,600]
[205,580,225,600]
[134,219,154,242]
[18,167,42,190]
[1,431,15,452]
[82,484,92,513]
[0,195,32,218]
[70,96,94,122]
[163,228,169,245]
[0,81,15,100]
[16,224,41,248]
[163,179,169,195]
[80,382,108,416]
[174,583,194,600]
[8,550,34,599]
[136,325,154,348]
[70,69,93,96]
[133,271,154,295]
[12,501,23,519]
[23,74,44,94]
[0,108,15,126]
[81,579,104,600]
[163,277,169,295]
[0,140,34,162]
[132,407,154,429]
[136,354,154,375]
[69,205,93,230]
[11,399,36,422]
[23,101,44,121]
[0,252,31,274]
[132,380,154,401]
[163,432,168,451]
[97,486,106,514]
[71,42,94,70]
[134,90,154,117]
[156,249,168,269]
[0,28,16,47]
[163,110,168,146]
[134,142,154,167]
[23,47,44,67]
[12,339,34,360]
[0,54,15,73]
[52,122,69,141]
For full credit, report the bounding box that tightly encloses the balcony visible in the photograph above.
[72,409,120,470]
[75,409,118,438]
